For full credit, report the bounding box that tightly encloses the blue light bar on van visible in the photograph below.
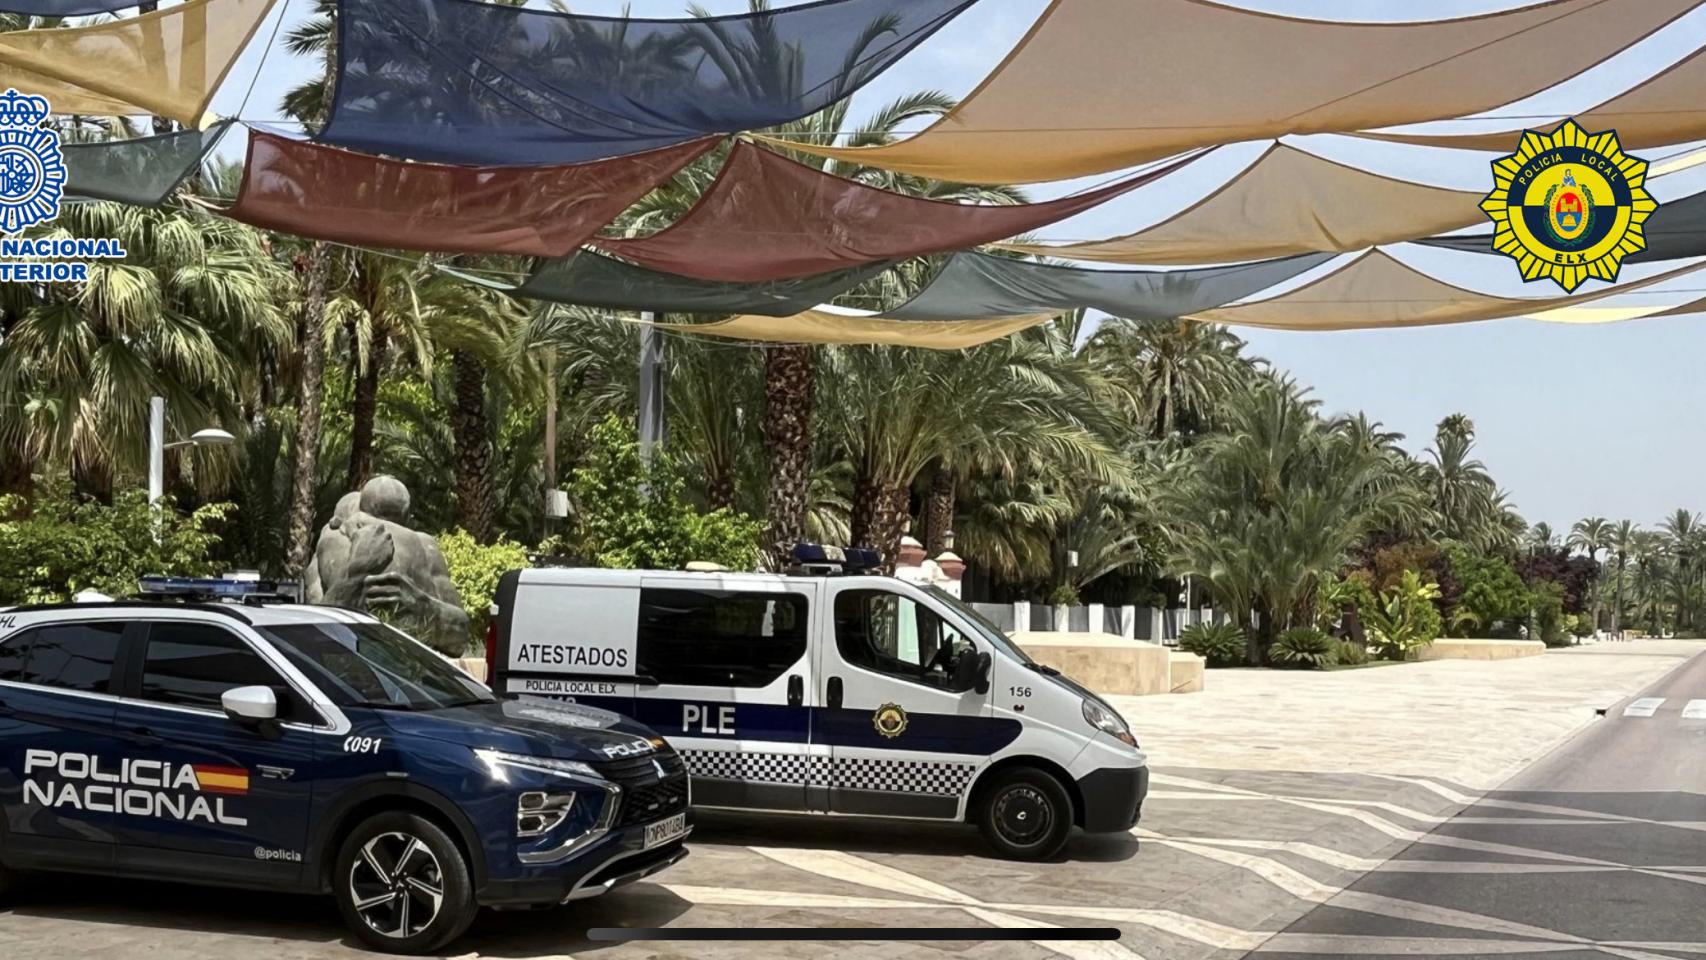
[138,576,279,599]
[790,543,883,574]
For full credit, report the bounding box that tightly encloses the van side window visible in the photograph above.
[11,622,123,693]
[140,622,302,720]
[637,588,808,687]
[834,590,971,691]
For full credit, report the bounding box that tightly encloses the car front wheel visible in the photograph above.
[334,812,477,954]
[976,766,1074,861]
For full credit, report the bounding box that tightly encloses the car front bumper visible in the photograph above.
[1075,763,1148,833]
[478,820,692,908]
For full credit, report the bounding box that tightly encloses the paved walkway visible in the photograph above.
[0,640,1698,960]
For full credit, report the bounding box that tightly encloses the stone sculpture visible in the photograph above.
[305,475,471,655]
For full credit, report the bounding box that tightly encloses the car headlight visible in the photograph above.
[1082,698,1137,748]
[474,748,603,784]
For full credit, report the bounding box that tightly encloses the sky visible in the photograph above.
[201,0,1706,533]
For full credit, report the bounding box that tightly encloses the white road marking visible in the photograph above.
[1623,697,1666,718]
[1682,699,1706,720]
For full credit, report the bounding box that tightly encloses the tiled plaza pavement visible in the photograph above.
[0,641,1698,960]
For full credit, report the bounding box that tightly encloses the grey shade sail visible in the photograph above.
[882,250,1339,321]
[1420,189,1706,264]
[517,252,894,317]
[63,122,234,207]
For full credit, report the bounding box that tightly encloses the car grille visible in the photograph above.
[595,750,690,827]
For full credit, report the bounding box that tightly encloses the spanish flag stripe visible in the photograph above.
[192,765,250,794]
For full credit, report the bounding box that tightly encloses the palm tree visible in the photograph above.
[1085,318,1252,440]
[1608,519,1641,636]
[1526,522,1558,552]
[1629,530,1670,636]
[1422,419,1507,549]
[1660,509,1702,631]
[0,202,292,495]
[1568,516,1611,632]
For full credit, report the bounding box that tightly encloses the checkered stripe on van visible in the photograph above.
[680,750,976,796]
[830,757,975,796]
[681,749,810,785]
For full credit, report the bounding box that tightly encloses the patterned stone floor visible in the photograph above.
[1,641,1699,960]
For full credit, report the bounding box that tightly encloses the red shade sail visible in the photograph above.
[597,141,1196,282]
[227,130,717,257]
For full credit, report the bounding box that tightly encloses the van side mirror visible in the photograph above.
[222,685,280,736]
[952,651,993,694]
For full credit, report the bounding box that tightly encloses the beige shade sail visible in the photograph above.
[654,310,1056,349]
[1184,250,1706,330]
[998,144,1485,265]
[755,0,1698,185]
[0,0,277,126]
[1364,45,1706,152]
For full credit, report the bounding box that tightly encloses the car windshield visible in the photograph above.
[924,586,1037,666]
[257,621,495,711]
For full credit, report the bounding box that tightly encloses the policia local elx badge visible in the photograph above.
[873,703,908,739]
[1480,119,1657,292]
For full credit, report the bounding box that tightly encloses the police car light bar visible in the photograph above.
[137,576,293,603]
[790,543,883,575]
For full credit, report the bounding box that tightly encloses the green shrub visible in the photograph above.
[0,483,231,604]
[1270,627,1337,669]
[1334,638,1371,666]
[1364,569,1443,661]
[1179,621,1246,668]
[1531,582,1572,648]
[1047,584,1081,607]
[437,530,531,648]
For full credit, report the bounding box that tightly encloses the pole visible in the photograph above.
[637,312,666,464]
[147,395,165,505]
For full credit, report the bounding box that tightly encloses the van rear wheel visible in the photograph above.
[334,811,477,954]
[976,767,1073,861]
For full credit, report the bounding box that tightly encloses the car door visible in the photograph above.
[109,619,319,886]
[819,582,1015,819]
[630,578,819,812]
[0,619,131,871]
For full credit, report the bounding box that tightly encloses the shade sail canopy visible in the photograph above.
[225,130,715,258]
[320,0,974,165]
[0,0,141,12]
[598,142,1193,282]
[997,145,1484,265]
[660,309,1053,349]
[518,252,893,317]
[1423,187,1706,264]
[1363,46,1706,152]
[1184,250,1706,330]
[758,0,1698,185]
[0,0,278,126]
[65,122,233,207]
[884,250,1336,320]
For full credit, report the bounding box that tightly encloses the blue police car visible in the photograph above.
[0,579,691,953]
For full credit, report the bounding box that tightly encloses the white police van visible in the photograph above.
[486,546,1147,860]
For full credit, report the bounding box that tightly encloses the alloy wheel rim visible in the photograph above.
[349,831,445,939]
[994,785,1052,847]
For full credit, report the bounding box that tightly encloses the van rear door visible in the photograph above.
[495,576,641,715]
[629,577,819,813]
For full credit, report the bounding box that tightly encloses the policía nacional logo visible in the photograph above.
[1480,119,1656,292]
[0,88,64,235]
[873,702,908,739]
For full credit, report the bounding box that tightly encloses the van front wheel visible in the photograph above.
[334,811,477,954]
[976,767,1073,861]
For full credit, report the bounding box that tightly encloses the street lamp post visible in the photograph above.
[147,395,235,505]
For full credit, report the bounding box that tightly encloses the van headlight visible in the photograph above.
[1082,699,1137,748]
[474,748,603,784]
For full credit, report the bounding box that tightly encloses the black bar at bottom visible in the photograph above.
[587,927,1120,942]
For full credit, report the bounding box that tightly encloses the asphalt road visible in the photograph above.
[1259,645,1706,960]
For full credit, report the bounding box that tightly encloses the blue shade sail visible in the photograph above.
[64,122,234,207]
[1422,189,1706,265]
[320,0,977,165]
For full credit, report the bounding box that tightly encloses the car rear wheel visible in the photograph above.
[334,812,477,954]
[976,767,1074,861]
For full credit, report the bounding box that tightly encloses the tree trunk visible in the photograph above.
[285,241,334,575]
[923,462,956,554]
[850,466,908,574]
[1612,561,1626,636]
[761,344,814,564]
[345,326,387,492]
[0,444,30,495]
[850,462,880,552]
[450,349,494,542]
[705,462,736,512]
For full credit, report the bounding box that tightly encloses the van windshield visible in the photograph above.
[257,621,494,711]
[924,587,1037,666]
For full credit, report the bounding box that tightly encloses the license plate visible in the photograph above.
[643,811,687,849]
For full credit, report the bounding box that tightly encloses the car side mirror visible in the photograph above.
[952,651,993,694]
[222,685,278,730]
